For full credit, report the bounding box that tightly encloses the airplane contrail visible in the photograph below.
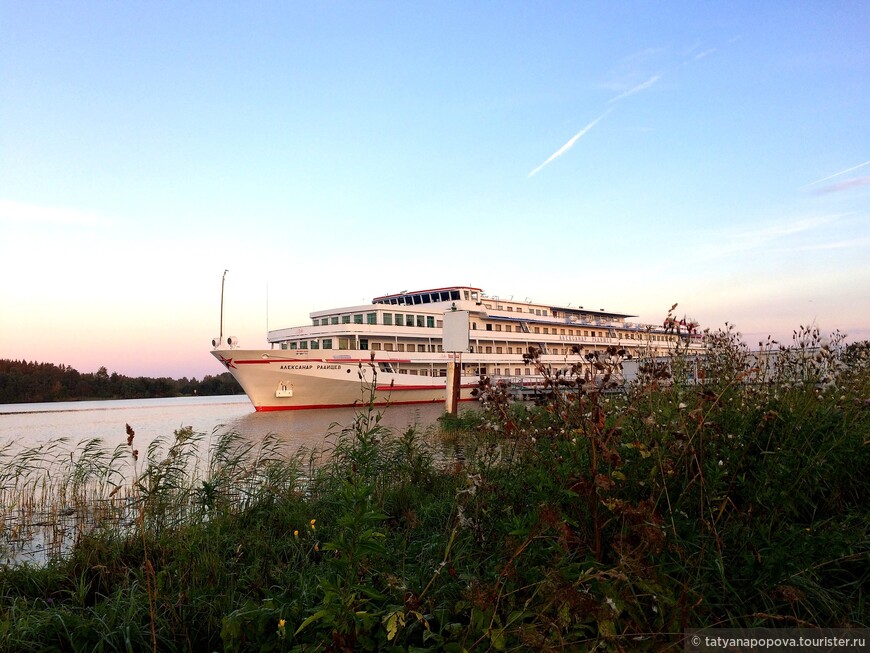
[527,112,609,178]
[805,159,870,187]
[607,75,661,104]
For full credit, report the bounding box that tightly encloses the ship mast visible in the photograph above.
[219,269,228,345]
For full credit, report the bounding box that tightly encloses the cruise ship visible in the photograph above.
[211,285,702,411]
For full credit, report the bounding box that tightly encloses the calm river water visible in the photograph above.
[0,395,453,456]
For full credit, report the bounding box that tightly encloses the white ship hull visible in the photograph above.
[212,349,478,411]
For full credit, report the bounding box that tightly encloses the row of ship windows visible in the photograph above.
[308,315,676,343]
[386,367,535,377]
[279,339,671,355]
[312,314,438,328]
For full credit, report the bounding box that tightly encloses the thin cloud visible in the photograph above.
[814,176,870,194]
[805,159,870,187]
[694,48,716,60]
[730,214,843,247]
[698,213,847,259]
[607,75,661,104]
[0,199,111,227]
[773,236,870,252]
[528,112,609,178]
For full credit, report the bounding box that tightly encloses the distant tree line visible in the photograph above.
[0,359,243,404]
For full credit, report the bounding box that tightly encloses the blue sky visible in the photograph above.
[2,1,868,378]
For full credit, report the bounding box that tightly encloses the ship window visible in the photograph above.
[495,324,502,331]
[371,342,381,350]
[354,314,363,324]
[416,315,424,327]
[525,368,531,375]
[359,338,368,350]
[310,340,319,349]
[289,342,297,350]
[486,346,492,353]
[397,343,405,352]
[299,341,308,349]
[280,343,288,350]
[496,347,503,354]
[338,337,352,350]
[508,347,513,354]
[367,313,376,324]
[515,368,521,376]
[383,314,393,325]
[426,316,435,327]
[322,339,332,349]
[312,319,319,326]
[486,324,492,331]
[505,325,512,332]
[407,344,415,352]
[406,315,414,327]
[451,290,460,300]
[534,327,540,334]
[543,328,549,334]
[384,342,393,351]
[507,306,513,312]
[395,313,403,325]
[331,316,339,325]
[342,315,351,324]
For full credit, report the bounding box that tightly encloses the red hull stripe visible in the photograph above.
[374,382,478,391]
[254,397,477,412]
[233,358,413,365]
[375,384,440,391]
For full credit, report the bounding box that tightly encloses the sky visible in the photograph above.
[1,1,869,379]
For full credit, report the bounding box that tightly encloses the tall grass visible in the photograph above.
[0,335,867,651]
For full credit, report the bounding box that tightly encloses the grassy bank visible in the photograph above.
[1,329,868,651]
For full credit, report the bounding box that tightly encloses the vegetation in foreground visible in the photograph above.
[0,327,867,651]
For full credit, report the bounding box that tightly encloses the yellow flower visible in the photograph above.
[277,618,286,639]
[310,518,316,530]
[293,530,299,538]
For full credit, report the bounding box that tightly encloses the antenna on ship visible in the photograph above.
[220,269,228,346]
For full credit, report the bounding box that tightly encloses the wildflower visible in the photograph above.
[277,618,286,639]
[294,530,299,538]
[310,519,316,531]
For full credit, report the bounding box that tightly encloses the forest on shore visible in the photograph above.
[0,359,243,404]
